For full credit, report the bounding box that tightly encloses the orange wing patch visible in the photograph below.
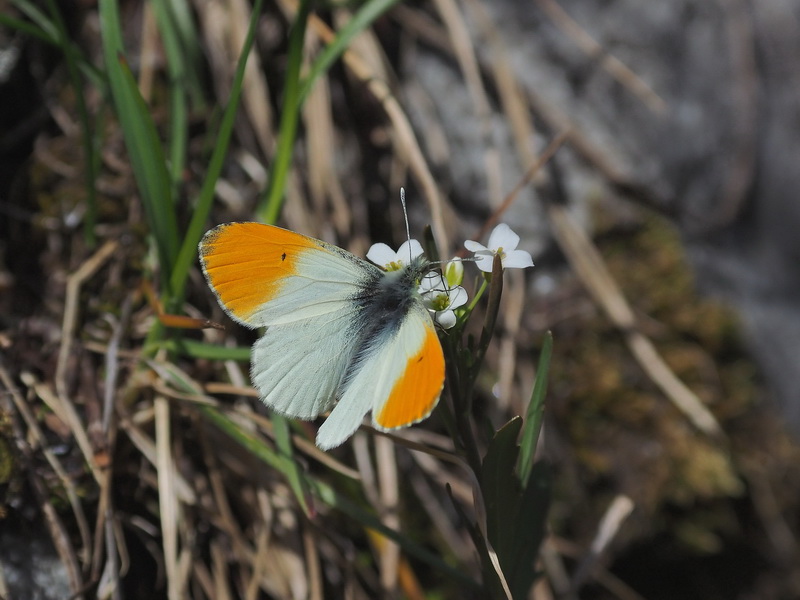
[200,223,318,323]
[374,325,445,429]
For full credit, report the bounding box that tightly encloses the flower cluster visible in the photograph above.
[368,224,533,329]
[419,271,468,328]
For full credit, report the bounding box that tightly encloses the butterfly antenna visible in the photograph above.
[400,187,413,263]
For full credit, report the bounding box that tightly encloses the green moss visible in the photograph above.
[548,209,757,552]
[0,435,13,485]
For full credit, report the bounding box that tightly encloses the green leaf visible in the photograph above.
[482,418,552,599]
[518,331,553,487]
[271,413,313,517]
[99,0,178,290]
[482,417,523,559]
[4,4,58,43]
[149,0,190,197]
[146,359,205,396]
[164,338,251,362]
[198,404,301,478]
[161,0,206,106]
[506,462,551,599]
[257,0,312,224]
[468,255,504,400]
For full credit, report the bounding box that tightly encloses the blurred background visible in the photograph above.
[1,0,799,598]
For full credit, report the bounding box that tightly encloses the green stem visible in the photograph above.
[257,0,312,224]
[442,336,482,474]
[468,256,504,399]
[169,0,265,303]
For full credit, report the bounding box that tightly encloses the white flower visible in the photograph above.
[419,272,468,329]
[367,239,424,272]
[464,223,534,273]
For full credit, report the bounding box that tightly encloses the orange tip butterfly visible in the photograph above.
[198,222,445,450]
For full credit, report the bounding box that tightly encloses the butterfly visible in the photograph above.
[199,222,445,450]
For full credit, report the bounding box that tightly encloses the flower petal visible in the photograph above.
[419,272,444,293]
[435,310,457,329]
[464,240,487,253]
[367,243,398,267]
[448,286,469,309]
[473,253,495,272]
[488,223,520,252]
[397,239,424,262]
[502,249,534,270]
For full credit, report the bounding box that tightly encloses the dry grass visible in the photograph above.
[1,1,799,599]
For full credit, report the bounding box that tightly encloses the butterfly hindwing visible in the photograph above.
[250,308,359,419]
[316,303,444,450]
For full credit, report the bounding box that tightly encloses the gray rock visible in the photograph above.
[402,0,800,432]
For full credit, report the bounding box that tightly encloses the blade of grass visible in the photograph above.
[256,0,312,225]
[297,0,402,104]
[506,462,550,599]
[10,0,59,39]
[163,0,207,107]
[272,413,313,517]
[166,339,251,362]
[43,0,98,246]
[169,0,265,305]
[4,5,105,89]
[310,477,481,589]
[154,396,179,597]
[1,11,57,44]
[518,331,552,487]
[199,404,479,588]
[150,0,190,198]
[199,404,317,520]
[481,417,523,561]
[99,0,179,292]
[197,405,294,472]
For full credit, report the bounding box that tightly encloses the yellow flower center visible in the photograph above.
[385,260,405,272]
[430,292,450,311]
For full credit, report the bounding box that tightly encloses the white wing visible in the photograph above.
[201,223,444,447]
[316,303,444,450]
[200,222,373,328]
[200,223,377,419]
[251,307,359,419]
